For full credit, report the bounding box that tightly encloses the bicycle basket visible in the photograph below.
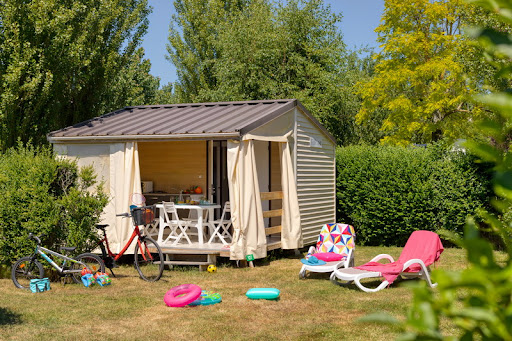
[131,205,156,226]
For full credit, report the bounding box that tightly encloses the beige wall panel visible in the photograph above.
[138,141,207,194]
[54,144,110,193]
[295,108,336,246]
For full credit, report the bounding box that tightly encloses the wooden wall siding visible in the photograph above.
[295,108,336,245]
[138,141,207,194]
[261,191,283,235]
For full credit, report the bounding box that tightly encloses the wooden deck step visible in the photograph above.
[163,260,213,266]
[160,248,221,255]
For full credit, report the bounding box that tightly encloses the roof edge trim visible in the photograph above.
[295,102,336,144]
[48,132,240,144]
[239,100,297,136]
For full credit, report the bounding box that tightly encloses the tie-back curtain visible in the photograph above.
[102,142,141,254]
[227,140,267,260]
[227,121,302,260]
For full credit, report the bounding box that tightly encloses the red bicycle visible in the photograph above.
[96,205,164,282]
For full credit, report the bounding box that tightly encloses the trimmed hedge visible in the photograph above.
[336,144,492,246]
[0,143,108,266]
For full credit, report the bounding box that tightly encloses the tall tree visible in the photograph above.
[167,0,373,145]
[0,0,155,150]
[356,0,488,146]
[166,0,249,103]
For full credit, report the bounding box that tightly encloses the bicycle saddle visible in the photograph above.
[60,246,76,253]
[96,224,109,230]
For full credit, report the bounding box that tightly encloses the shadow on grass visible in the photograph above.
[0,307,21,326]
[300,272,332,280]
[330,277,388,291]
[331,276,417,291]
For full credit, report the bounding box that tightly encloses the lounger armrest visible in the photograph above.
[307,246,316,256]
[343,248,354,268]
[402,259,429,273]
[369,254,394,263]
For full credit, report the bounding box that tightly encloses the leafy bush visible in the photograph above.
[0,143,108,266]
[336,143,492,246]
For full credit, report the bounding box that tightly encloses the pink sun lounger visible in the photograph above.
[330,230,444,293]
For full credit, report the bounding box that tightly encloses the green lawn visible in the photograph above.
[0,246,469,340]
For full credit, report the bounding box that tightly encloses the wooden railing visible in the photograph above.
[260,191,283,235]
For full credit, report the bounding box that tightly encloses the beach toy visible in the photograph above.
[96,275,112,286]
[81,274,96,287]
[207,264,217,273]
[81,267,92,276]
[189,290,222,306]
[246,288,280,300]
[164,284,202,307]
[93,272,109,280]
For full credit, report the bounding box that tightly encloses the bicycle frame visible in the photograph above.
[33,244,86,274]
[99,224,153,262]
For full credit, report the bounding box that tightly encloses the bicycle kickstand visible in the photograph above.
[108,268,117,278]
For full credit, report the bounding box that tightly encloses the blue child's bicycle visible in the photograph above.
[11,233,105,289]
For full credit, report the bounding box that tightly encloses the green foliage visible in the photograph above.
[0,0,157,150]
[0,143,108,265]
[336,143,491,246]
[167,0,374,145]
[362,1,512,339]
[356,0,508,146]
[167,0,249,103]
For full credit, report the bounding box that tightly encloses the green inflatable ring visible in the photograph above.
[189,290,222,306]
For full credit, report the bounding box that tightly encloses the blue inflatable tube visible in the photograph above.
[246,288,280,300]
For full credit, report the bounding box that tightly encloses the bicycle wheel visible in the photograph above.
[11,257,44,289]
[70,253,105,284]
[134,236,164,281]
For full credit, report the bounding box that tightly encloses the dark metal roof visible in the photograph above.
[47,99,335,142]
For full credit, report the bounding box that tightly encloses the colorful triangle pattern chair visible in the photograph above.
[299,223,355,279]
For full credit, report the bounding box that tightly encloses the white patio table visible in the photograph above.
[155,203,221,245]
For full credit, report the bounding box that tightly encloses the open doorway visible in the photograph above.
[212,141,229,219]
[210,140,281,227]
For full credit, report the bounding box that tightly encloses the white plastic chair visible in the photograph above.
[207,201,232,245]
[159,202,192,245]
[299,223,355,279]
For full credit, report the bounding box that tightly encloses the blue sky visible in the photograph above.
[141,0,385,86]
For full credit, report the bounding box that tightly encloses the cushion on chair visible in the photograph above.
[313,252,346,262]
[315,223,355,254]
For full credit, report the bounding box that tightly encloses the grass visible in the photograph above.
[0,246,471,340]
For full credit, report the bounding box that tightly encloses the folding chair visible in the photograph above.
[158,202,192,245]
[207,201,232,245]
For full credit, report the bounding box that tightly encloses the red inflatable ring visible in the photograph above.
[164,284,202,307]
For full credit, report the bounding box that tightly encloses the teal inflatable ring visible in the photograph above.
[189,290,222,306]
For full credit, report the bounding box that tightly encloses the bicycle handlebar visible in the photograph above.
[116,213,130,217]
[28,233,41,244]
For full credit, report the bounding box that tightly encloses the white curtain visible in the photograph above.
[103,142,141,254]
[227,140,267,260]
[227,118,302,260]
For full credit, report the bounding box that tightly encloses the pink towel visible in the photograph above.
[354,230,444,284]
